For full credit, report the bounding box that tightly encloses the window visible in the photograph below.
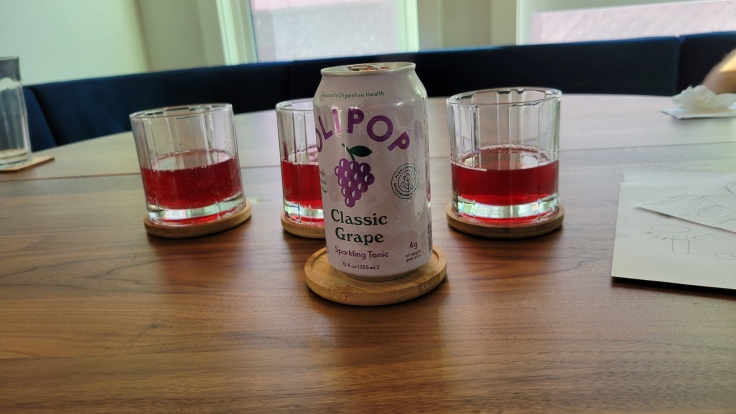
[240,0,418,62]
[520,0,736,45]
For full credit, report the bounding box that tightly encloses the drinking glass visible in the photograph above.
[447,87,561,224]
[130,104,246,225]
[276,98,323,226]
[0,57,31,169]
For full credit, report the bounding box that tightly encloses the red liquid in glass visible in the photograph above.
[280,159,323,223]
[141,149,242,213]
[452,146,558,221]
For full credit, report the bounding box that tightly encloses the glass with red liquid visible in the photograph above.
[130,104,246,225]
[276,99,323,226]
[447,88,561,224]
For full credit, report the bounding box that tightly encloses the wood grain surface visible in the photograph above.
[1,95,736,413]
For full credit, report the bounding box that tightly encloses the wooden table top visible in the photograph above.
[1,95,735,413]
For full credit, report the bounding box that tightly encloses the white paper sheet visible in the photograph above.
[661,86,736,119]
[660,106,736,119]
[612,173,736,290]
[638,172,736,234]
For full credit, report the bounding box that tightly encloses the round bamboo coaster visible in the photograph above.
[446,203,564,239]
[305,246,446,306]
[280,212,325,239]
[144,200,251,238]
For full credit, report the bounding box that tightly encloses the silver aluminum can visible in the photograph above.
[313,62,432,281]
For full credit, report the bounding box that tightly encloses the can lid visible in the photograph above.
[320,62,416,76]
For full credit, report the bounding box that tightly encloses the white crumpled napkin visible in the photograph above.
[661,85,736,119]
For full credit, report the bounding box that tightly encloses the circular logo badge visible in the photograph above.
[391,163,421,199]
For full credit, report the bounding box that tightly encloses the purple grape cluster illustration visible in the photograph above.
[335,143,375,207]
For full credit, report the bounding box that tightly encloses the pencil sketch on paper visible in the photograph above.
[646,224,715,254]
[613,177,736,290]
[644,215,736,260]
[638,174,736,233]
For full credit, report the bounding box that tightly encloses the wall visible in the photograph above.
[490,1,518,46]
[417,0,514,49]
[0,0,705,84]
[439,0,492,48]
[0,0,149,84]
[137,0,226,72]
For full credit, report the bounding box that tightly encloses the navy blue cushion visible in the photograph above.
[290,37,680,99]
[213,62,292,113]
[28,35,684,147]
[30,63,291,146]
[678,31,736,91]
[402,37,678,97]
[22,87,56,151]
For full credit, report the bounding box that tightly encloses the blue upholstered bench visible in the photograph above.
[23,87,56,152]
[289,36,681,99]
[29,62,291,146]
[677,31,736,92]
[28,33,734,151]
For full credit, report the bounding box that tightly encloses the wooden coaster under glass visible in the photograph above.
[446,203,564,239]
[144,200,251,238]
[280,212,325,239]
[0,156,54,172]
[305,246,446,306]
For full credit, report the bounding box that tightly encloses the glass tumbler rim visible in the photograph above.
[129,103,233,120]
[276,98,314,113]
[447,87,562,107]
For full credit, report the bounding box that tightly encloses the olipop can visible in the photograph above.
[313,62,432,281]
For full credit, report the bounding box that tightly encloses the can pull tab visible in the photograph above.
[348,64,385,71]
